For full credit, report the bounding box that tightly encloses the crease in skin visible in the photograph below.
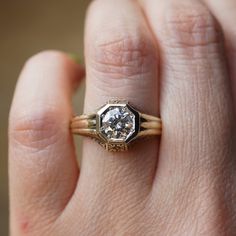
[9,51,80,236]
[89,35,155,79]
[85,31,158,114]
[9,100,71,152]
[9,0,236,235]
[161,20,222,65]
[9,114,62,151]
[140,0,235,234]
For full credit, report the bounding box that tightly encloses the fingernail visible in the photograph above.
[67,53,84,65]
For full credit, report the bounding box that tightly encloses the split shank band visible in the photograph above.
[71,99,162,152]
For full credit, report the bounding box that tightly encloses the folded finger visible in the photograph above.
[142,0,235,231]
[9,51,84,235]
[66,0,160,231]
[203,0,236,114]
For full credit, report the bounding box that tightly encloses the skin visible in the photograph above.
[8,0,236,235]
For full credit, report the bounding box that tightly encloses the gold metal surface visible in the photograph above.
[71,101,162,152]
[0,1,91,234]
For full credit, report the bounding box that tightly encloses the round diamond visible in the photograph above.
[100,106,135,141]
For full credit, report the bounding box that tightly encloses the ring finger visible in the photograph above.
[68,0,159,226]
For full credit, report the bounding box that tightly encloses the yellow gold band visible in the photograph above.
[71,113,162,137]
[70,100,162,152]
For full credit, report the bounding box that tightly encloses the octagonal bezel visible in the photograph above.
[96,103,140,144]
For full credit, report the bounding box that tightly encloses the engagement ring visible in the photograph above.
[71,99,162,152]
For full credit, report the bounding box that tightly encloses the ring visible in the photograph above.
[71,99,162,152]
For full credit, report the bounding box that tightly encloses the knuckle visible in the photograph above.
[163,5,222,49]
[89,34,156,79]
[24,50,68,70]
[9,106,63,150]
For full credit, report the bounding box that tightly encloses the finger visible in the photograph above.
[203,0,236,112]
[69,0,159,224]
[142,0,235,225]
[9,51,84,235]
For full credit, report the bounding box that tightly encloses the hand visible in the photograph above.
[9,0,236,235]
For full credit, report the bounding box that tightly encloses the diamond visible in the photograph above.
[100,105,135,142]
